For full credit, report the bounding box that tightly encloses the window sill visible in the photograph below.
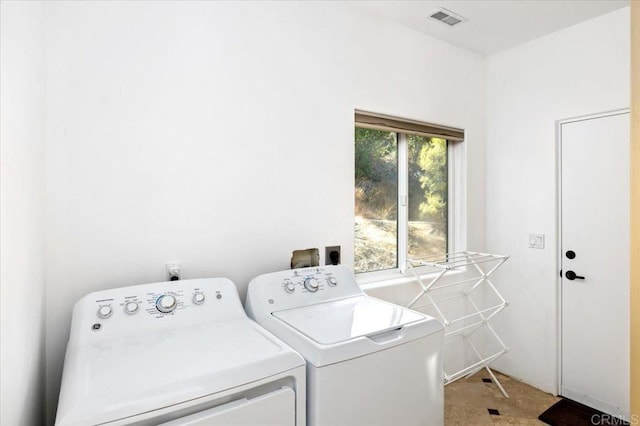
[356,268,466,292]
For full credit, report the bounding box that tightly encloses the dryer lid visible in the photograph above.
[272,295,426,345]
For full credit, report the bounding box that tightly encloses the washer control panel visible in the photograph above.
[246,265,363,324]
[72,277,246,343]
[279,270,343,295]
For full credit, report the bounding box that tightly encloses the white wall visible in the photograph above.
[485,7,630,393]
[43,2,486,422]
[0,1,47,425]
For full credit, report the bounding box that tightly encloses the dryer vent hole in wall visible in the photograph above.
[291,248,320,269]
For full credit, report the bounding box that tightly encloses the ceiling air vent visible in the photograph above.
[429,8,467,27]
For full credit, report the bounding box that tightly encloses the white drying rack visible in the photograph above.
[406,251,510,397]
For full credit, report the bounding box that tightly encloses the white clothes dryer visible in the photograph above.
[55,278,306,426]
[245,265,444,426]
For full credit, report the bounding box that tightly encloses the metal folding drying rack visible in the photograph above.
[406,251,510,397]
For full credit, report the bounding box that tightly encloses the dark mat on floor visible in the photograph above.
[538,398,629,426]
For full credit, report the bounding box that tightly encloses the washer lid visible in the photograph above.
[272,295,425,345]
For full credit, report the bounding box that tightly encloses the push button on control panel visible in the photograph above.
[97,305,113,319]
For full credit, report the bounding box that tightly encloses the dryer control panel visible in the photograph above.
[245,265,363,323]
[70,278,246,344]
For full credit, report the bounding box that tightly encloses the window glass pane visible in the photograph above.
[407,135,448,260]
[354,127,398,273]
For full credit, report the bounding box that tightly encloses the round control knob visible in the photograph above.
[304,277,320,292]
[327,277,337,286]
[156,295,177,313]
[193,292,205,305]
[124,302,139,315]
[284,282,296,293]
[97,305,112,319]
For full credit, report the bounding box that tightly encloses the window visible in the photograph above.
[354,111,463,275]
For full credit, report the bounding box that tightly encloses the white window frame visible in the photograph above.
[356,135,464,286]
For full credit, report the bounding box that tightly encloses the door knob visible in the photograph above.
[565,270,585,280]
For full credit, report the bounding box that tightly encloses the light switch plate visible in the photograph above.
[529,233,545,249]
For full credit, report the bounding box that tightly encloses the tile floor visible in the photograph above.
[445,370,561,425]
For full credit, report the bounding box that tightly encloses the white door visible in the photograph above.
[560,111,630,420]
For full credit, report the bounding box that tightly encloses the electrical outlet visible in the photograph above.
[166,261,181,281]
[325,246,341,265]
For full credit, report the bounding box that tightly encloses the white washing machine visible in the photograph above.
[55,278,306,426]
[245,265,444,426]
